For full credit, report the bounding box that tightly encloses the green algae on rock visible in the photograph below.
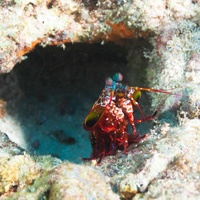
[7,162,119,200]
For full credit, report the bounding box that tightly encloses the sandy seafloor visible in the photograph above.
[0,91,92,163]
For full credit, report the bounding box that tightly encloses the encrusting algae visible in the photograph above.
[0,154,39,195]
[0,99,6,118]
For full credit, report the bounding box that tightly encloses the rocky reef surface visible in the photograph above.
[1,120,200,199]
[0,0,199,73]
[0,0,200,199]
[0,131,119,199]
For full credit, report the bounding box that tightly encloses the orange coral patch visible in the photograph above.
[0,99,6,118]
[105,21,149,41]
[106,21,135,39]
[16,36,80,58]
[17,39,43,57]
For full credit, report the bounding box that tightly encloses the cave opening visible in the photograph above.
[0,39,153,163]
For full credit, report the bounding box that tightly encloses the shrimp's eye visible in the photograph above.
[113,72,123,82]
[105,77,113,87]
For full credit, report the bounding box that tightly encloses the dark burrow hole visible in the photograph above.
[0,39,155,163]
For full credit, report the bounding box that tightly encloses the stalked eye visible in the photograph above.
[113,72,123,82]
[105,77,113,87]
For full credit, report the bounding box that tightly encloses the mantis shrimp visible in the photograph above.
[83,73,175,163]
